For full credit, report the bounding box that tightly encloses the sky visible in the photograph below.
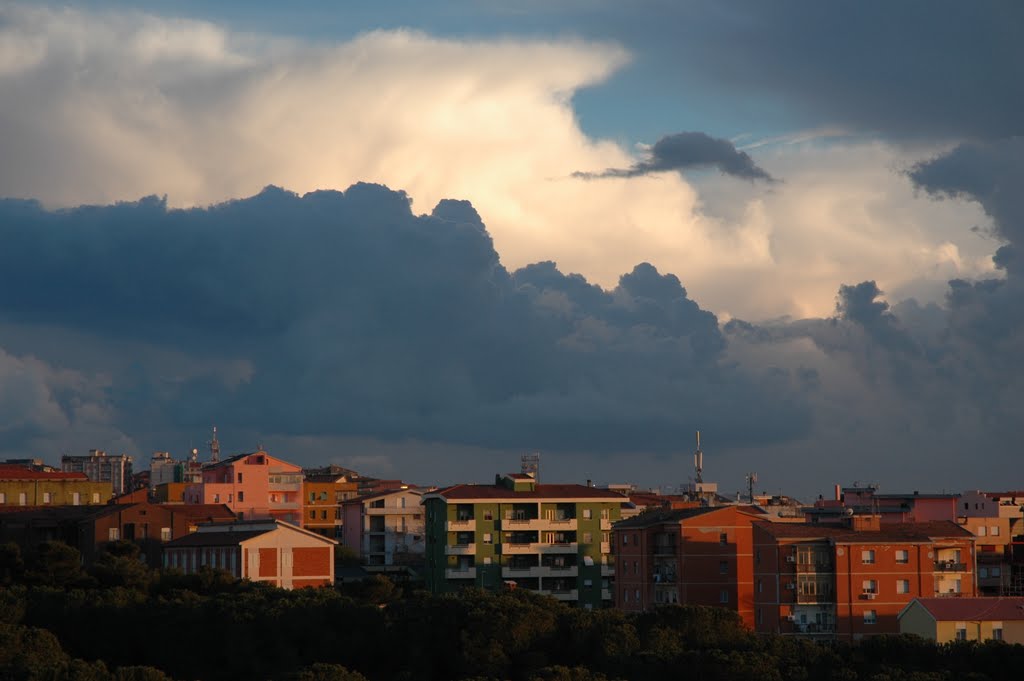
[0,1,1020,500]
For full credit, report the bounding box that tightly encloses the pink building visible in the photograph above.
[807,485,958,525]
[184,451,303,526]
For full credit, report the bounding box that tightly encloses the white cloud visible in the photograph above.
[0,4,994,322]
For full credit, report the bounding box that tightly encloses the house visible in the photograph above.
[613,505,765,627]
[422,474,623,608]
[342,487,425,574]
[163,519,336,588]
[61,450,134,496]
[899,597,1024,643]
[753,516,977,641]
[183,451,304,525]
[0,465,112,507]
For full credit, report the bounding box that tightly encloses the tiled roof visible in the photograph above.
[429,483,624,501]
[342,487,418,504]
[164,530,271,547]
[754,520,973,542]
[614,505,764,529]
[910,598,1024,622]
[0,465,89,481]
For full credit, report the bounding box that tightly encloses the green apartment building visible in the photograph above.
[422,473,623,608]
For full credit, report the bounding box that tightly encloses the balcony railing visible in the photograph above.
[447,519,475,531]
[796,561,833,572]
[934,561,967,572]
[445,567,476,579]
[796,592,835,604]
[445,543,476,555]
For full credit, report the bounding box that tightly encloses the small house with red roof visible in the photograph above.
[899,597,1024,643]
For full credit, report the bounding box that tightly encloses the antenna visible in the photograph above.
[521,452,540,482]
[693,431,703,484]
[746,472,758,503]
[208,426,220,463]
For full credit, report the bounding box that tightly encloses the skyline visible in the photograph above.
[0,2,1020,500]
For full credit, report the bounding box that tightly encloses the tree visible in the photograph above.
[287,663,369,681]
[25,541,87,588]
[0,543,25,585]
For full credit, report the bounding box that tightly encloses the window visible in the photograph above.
[109,528,120,541]
[862,549,875,564]
[633,560,639,575]
[583,509,593,519]
[980,567,989,578]
[161,527,172,541]
[633,533,638,545]
[483,510,493,521]
[0,492,5,504]
[483,533,493,544]
[238,491,244,502]
[978,526,987,537]
[309,492,316,503]
[42,492,52,504]
[623,589,630,603]
[992,623,1003,641]
[228,494,233,503]
[483,557,491,565]
[335,508,342,520]
[320,491,328,501]
[18,492,27,506]
[214,494,220,503]
[955,623,967,641]
[634,589,640,602]
[309,510,316,519]
[992,567,1002,577]
[321,510,328,520]
[895,549,909,564]
[755,548,761,565]
[92,493,100,503]
[623,535,629,546]
[237,473,243,483]
[990,526,1000,536]
[719,590,729,603]
[863,610,877,625]
[757,579,763,593]
[719,561,728,575]
[719,533,728,546]
[896,579,910,594]
[583,532,593,543]
[757,609,763,626]
[862,579,877,594]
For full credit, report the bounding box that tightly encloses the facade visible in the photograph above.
[753,517,977,641]
[899,597,1024,643]
[303,472,360,540]
[613,506,764,627]
[183,451,304,525]
[0,465,112,507]
[163,519,336,588]
[61,450,134,496]
[958,490,1024,596]
[422,474,623,608]
[342,487,425,572]
[806,485,958,525]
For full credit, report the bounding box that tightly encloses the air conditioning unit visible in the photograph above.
[786,556,797,563]
[786,615,797,622]
[863,592,876,600]
[786,582,796,590]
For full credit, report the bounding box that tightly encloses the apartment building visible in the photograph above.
[61,450,134,496]
[303,471,360,540]
[806,485,958,524]
[183,451,304,525]
[0,465,112,507]
[753,516,976,641]
[613,505,764,627]
[342,487,425,573]
[422,474,623,608]
[958,490,1024,595]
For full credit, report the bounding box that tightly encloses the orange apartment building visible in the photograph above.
[613,506,764,627]
[303,471,360,540]
[163,519,336,588]
[753,516,976,641]
[184,451,304,526]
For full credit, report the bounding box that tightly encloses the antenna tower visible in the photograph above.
[208,426,220,463]
[693,431,703,484]
[521,452,540,481]
[746,472,758,503]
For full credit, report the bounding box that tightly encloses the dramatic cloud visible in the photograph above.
[573,132,775,182]
[0,185,810,466]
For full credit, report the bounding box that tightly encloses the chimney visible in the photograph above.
[834,484,841,501]
[586,479,593,488]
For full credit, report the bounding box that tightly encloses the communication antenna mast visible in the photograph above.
[208,426,220,463]
[521,452,540,481]
[746,472,758,503]
[693,431,703,484]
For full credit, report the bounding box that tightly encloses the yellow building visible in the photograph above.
[899,597,1024,644]
[0,465,112,506]
[154,482,190,503]
[303,472,360,539]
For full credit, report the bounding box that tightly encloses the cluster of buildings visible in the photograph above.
[3,435,1024,645]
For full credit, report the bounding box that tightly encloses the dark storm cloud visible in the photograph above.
[0,185,810,455]
[573,132,775,182]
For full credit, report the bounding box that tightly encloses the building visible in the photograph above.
[163,519,336,588]
[422,474,624,608]
[753,516,977,641]
[183,451,303,525]
[958,490,1024,596]
[806,485,958,525]
[303,470,360,540]
[0,464,112,507]
[899,597,1024,643]
[61,450,134,496]
[613,505,765,627]
[342,487,425,573]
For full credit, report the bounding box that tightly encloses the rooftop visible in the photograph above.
[614,505,764,529]
[755,520,973,543]
[428,483,625,501]
[909,597,1024,622]
[0,465,90,481]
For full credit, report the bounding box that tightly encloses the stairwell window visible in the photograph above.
[862,549,875,564]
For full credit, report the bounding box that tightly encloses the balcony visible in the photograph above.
[447,519,475,531]
[600,542,611,554]
[502,542,540,554]
[601,564,615,577]
[934,561,967,572]
[797,592,835,604]
[600,518,612,531]
[540,542,579,554]
[538,588,578,601]
[796,562,833,572]
[445,543,476,555]
[652,544,677,556]
[503,566,579,578]
[501,518,578,531]
[445,567,476,579]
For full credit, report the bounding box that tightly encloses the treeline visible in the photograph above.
[2,541,1024,681]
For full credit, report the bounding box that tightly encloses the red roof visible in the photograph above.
[430,483,624,501]
[755,520,973,543]
[910,598,1024,622]
[0,465,89,481]
[166,504,236,521]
